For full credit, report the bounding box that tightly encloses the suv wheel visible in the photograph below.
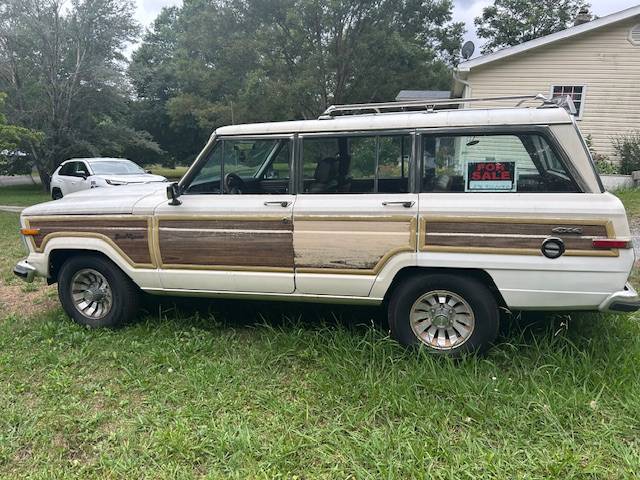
[388,273,499,356]
[57,255,140,328]
[51,188,63,200]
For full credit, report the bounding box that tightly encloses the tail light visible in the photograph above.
[592,239,631,249]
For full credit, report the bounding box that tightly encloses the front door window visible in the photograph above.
[185,138,291,195]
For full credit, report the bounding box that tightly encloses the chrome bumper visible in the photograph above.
[599,283,640,313]
[13,259,37,283]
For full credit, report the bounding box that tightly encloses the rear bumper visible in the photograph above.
[598,283,640,313]
[13,259,37,283]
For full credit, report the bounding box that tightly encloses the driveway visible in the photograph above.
[0,175,39,187]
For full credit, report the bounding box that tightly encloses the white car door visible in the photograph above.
[155,136,296,294]
[292,132,418,297]
[54,161,81,195]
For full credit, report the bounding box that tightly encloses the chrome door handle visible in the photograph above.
[382,201,415,208]
[264,201,290,207]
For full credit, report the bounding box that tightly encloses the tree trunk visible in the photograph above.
[37,166,50,192]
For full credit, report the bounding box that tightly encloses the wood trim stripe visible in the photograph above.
[419,216,618,257]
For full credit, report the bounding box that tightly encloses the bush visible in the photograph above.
[595,158,619,175]
[585,134,618,175]
[613,131,640,175]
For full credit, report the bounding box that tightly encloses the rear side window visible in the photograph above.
[421,133,578,193]
[302,134,412,194]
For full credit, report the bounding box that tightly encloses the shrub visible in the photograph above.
[585,135,619,175]
[613,131,640,175]
[595,158,619,175]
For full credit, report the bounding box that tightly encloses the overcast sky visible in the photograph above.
[133,0,640,55]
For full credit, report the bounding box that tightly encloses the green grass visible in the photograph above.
[0,193,639,477]
[0,184,50,206]
[145,165,189,181]
[615,188,640,219]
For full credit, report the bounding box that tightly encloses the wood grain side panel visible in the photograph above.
[28,219,152,264]
[422,218,615,256]
[158,220,294,269]
[294,219,413,270]
[426,222,607,237]
[162,219,291,231]
[425,234,595,250]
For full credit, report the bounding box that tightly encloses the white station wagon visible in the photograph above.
[14,95,639,356]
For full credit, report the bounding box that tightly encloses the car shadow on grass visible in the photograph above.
[139,293,388,333]
[133,293,637,359]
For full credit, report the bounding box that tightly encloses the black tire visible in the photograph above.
[388,273,499,357]
[57,255,140,328]
[51,188,63,200]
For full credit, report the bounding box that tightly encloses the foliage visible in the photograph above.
[129,0,464,164]
[474,0,589,54]
[595,159,619,175]
[584,134,618,175]
[0,93,43,175]
[614,131,640,175]
[0,0,164,188]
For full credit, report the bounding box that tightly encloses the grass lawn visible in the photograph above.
[145,164,189,181]
[0,190,639,477]
[0,184,51,206]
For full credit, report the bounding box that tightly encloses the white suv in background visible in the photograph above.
[50,158,167,199]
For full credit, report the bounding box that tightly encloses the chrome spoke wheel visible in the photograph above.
[410,290,475,350]
[70,269,113,320]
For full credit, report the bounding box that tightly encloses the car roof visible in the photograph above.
[61,158,133,164]
[214,107,573,137]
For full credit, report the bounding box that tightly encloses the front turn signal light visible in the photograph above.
[20,228,41,236]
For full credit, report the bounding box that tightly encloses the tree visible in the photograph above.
[474,0,590,54]
[0,0,163,188]
[0,92,43,175]
[129,0,464,165]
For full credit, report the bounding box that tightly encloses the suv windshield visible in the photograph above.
[91,160,146,175]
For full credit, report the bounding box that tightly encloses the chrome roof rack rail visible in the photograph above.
[319,94,566,119]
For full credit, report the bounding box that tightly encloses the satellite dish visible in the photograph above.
[461,41,475,60]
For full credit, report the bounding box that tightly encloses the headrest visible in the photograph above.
[314,157,337,183]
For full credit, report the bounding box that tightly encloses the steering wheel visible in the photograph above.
[224,172,245,194]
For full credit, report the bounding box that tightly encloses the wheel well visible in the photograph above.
[48,250,114,284]
[383,266,508,309]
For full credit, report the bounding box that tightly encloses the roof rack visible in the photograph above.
[319,94,576,119]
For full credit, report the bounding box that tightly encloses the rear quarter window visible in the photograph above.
[421,132,579,193]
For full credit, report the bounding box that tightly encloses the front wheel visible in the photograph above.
[51,188,63,200]
[57,255,140,328]
[388,273,499,357]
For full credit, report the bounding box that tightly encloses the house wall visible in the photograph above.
[464,16,640,162]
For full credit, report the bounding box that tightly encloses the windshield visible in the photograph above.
[90,160,146,175]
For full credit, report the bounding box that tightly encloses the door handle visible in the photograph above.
[264,200,290,207]
[382,201,415,208]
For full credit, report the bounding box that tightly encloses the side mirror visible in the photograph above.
[146,169,152,174]
[80,172,89,180]
[167,182,182,206]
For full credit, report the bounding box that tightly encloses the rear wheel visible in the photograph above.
[388,273,499,356]
[51,188,63,200]
[57,255,139,328]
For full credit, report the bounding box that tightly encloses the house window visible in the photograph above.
[550,85,585,118]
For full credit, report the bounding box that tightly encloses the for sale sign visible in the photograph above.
[465,161,516,192]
